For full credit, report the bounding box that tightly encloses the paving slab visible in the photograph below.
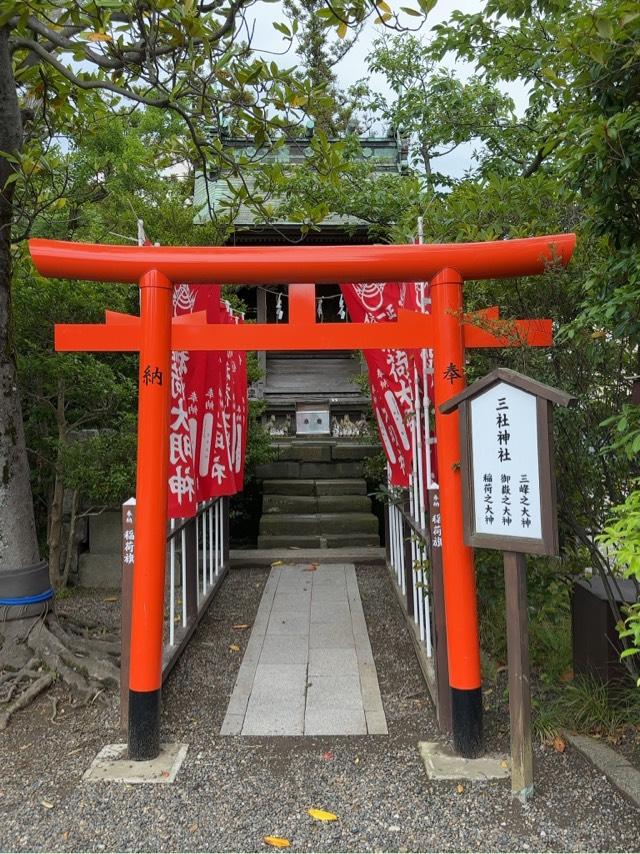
[220,562,388,736]
[83,743,188,784]
[308,647,359,676]
[267,613,310,635]
[305,706,367,735]
[306,674,364,710]
[418,741,511,782]
[259,634,309,665]
[309,621,355,649]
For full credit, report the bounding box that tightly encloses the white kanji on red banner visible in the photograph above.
[340,282,414,487]
[167,286,249,513]
[167,285,197,517]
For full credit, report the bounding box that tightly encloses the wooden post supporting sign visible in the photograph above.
[503,549,533,798]
[441,368,574,800]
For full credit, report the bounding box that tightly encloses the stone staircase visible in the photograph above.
[256,440,381,550]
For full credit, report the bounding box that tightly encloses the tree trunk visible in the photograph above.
[61,489,79,589]
[0,27,40,573]
[47,383,66,588]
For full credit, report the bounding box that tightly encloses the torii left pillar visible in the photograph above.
[128,270,173,759]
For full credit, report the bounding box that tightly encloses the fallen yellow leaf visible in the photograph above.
[41,800,54,809]
[229,644,240,652]
[308,808,338,822]
[456,784,464,794]
[271,560,283,566]
[500,759,509,769]
[263,836,290,848]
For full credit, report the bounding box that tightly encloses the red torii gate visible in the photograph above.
[29,233,575,760]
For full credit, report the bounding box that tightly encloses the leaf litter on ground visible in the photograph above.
[308,808,338,822]
[263,836,291,848]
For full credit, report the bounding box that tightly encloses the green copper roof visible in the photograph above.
[193,136,407,231]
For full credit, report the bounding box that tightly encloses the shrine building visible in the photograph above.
[191,129,409,549]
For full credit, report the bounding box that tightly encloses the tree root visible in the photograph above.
[0,611,120,728]
[48,617,121,656]
[0,673,55,731]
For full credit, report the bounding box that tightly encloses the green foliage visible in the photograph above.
[599,490,640,683]
[363,451,386,490]
[422,0,640,686]
[62,421,137,508]
[365,34,515,180]
[229,400,276,545]
[533,675,640,742]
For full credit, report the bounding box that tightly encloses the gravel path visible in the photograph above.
[1,565,639,852]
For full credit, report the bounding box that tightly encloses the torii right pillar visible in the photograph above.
[431,267,483,756]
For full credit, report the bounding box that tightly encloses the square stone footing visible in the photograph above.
[419,741,510,782]
[83,743,188,784]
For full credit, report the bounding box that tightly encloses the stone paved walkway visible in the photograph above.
[220,564,388,736]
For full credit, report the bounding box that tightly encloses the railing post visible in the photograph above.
[384,499,390,566]
[428,489,452,733]
[223,497,230,568]
[120,498,135,733]
[185,516,198,624]
[402,494,414,618]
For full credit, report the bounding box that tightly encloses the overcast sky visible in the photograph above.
[245,0,529,177]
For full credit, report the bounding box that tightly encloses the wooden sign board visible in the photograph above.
[441,368,574,557]
[441,367,574,802]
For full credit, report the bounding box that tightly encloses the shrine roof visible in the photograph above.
[193,135,407,235]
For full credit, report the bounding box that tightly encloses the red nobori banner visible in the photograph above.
[197,301,249,499]
[228,315,248,493]
[167,285,249,515]
[398,280,438,485]
[340,282,415,487]
[167,283,202,518]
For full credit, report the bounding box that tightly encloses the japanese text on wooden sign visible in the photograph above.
[470,383,542,540]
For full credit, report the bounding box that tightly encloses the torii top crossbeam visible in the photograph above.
[29,234,575,285]
[28,232,576,764]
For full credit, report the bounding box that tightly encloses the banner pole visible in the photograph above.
[431,267,483,757]
[128,269,173,761]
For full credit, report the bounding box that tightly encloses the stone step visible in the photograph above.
[331,444,379,460]
[262,478,368,496]
[318,495,372,513]
[301,462,363,479]
[255,461,364,480]
[259,512,379,536]
[231,547,386,568]
[273,442,379,463]
[315,479,367,496]
[263,479,317,496]
[257,533,381,549]
[275,444,332,463]
[263,494,317,514]
[263,494,372,514]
